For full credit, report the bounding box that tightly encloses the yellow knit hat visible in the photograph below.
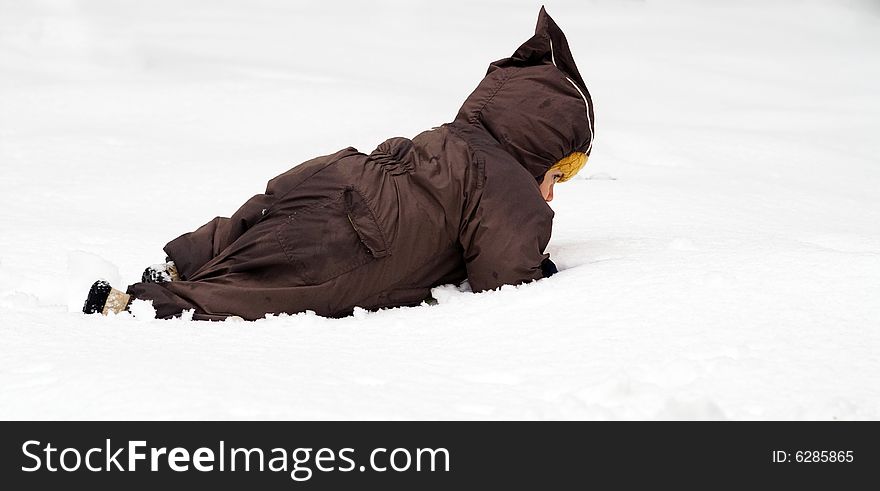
[549,152,588,182]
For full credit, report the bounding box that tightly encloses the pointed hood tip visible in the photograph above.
[456,6,595,175]
[536,6,550,34]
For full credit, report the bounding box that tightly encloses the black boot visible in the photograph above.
[82,280,132,315]
[83,280,111,314]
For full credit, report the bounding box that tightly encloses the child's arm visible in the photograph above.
[458,157,554,292]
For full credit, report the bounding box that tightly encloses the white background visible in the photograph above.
[1,0,878,419]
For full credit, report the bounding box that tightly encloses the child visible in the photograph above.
[83,7,594,320]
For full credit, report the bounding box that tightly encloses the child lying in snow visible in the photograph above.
[83,7,594,321]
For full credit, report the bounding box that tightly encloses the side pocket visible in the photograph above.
[275,188,389,286]
[344,187,391,258]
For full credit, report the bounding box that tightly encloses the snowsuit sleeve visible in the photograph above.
[459,156,554,292]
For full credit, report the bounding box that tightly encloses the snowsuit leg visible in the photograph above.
[126,148,364,320]
[163,193,274,280]
[125,281,200,319]
[126,277,328,321]
[160,146,357,280]
[126,190,276,319]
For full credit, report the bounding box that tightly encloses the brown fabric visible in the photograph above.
[127,7,593,320]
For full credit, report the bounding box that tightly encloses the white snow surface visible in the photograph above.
[1,0,879,420]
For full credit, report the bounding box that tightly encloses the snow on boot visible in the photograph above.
[82,280,132,315]
[141,261,180,284]
[82,280,110,314]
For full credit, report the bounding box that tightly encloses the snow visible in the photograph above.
[1,0,879,420]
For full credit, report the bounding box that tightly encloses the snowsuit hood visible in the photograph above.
[455,6,594,180]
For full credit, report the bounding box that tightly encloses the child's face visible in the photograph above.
[539,168,564,202]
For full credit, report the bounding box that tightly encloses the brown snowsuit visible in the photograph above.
[127,7,594,320]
